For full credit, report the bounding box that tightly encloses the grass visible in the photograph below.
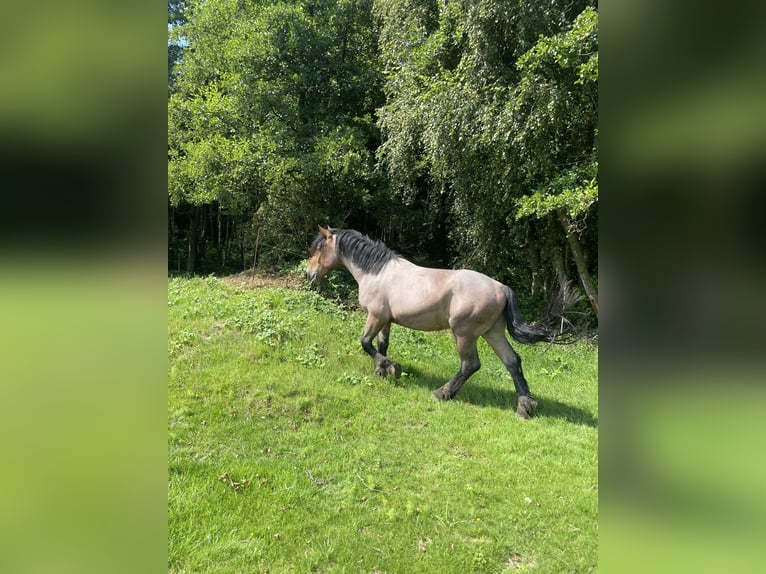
[168,276,598,573]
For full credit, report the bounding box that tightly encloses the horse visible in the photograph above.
[306,226,577,419]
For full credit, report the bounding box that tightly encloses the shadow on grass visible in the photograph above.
[401,365,598,428]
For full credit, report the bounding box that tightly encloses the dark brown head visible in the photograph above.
[306,225,340,280]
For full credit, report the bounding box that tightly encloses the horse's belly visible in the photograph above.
[391,308,450,332]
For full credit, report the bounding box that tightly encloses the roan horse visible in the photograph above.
[306,226,577,419]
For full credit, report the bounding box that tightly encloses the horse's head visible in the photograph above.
[306,225,340,280]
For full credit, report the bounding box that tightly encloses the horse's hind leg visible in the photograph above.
[433,335,480,401]
[483,322,537,419]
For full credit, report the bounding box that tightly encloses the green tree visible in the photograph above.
[513,7,598,316]
[375,0,597,319]
[167,0,598,324]
[168,0,383,272]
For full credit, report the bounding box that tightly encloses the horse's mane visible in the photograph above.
[330,228,398,275]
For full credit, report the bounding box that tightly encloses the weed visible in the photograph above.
[295,343,326,367]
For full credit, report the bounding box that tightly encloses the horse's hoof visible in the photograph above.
[374,359,402,378]
[432,388,451,401]
[516,395,537,419]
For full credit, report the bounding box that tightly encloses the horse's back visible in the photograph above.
[450,268,504,293]
[387,264,505,333]
[379,263,452,330]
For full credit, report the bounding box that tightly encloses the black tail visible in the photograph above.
[503,283,580,345]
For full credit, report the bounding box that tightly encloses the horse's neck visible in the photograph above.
[340,257,374,285]
[341,255,409,286]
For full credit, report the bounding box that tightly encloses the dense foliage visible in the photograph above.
[168,0,598,320]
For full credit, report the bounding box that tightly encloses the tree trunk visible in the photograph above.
[239,224,245,271]
[221,214,230,271]
[186,205,199,274]
[558,210,598,318]
[217,204,223,269]
[251,227,261,275]
[552,246,568,291]
[528,223,541,297]
[198,204,208,271]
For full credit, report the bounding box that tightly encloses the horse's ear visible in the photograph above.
[318,225,331,239]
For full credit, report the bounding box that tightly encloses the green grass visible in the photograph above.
[168,276,598,573]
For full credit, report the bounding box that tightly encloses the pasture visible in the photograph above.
[168,276,598,573]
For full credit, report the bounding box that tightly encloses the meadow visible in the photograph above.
[168,276,598,573]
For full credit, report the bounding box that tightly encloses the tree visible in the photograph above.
[375,0,597,319]
[168,1,187,92]
[168,0,384,272]
[167,0,598,325]
[513,7,598,317]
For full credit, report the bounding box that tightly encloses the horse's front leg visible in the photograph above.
[360,315,401,379]
[376,323,391,357]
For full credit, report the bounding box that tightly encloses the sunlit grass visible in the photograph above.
[168,276,598,573]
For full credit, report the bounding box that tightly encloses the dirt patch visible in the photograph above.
[222,271,304,291]
[504,553,537,570]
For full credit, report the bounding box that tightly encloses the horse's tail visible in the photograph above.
[503,282,580,345]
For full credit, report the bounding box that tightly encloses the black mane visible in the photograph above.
[316,228,398,275]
